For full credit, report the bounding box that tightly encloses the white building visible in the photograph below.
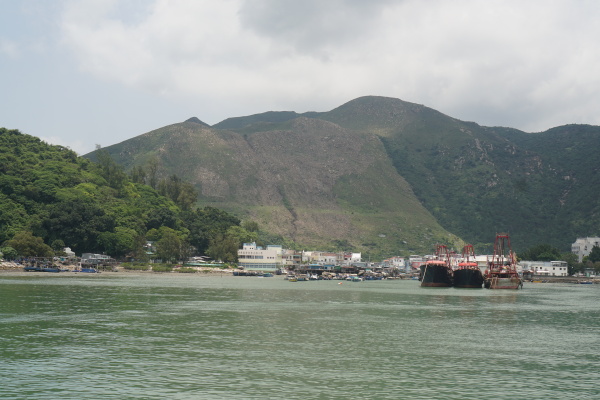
[571,237,600,262]
[282,249,302,267]
[520,261,568,276]
[237,242,282,271]
[81,253,115,265]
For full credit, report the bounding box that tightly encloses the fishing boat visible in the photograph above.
[484,233,523,289]
[420,245,453,287]
[453,244,484,288]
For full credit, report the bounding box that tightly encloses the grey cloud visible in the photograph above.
[238,0,395,54]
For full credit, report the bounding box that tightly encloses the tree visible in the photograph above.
[176,182,197,211]
[560,252,580,275]
[130,165,146,184]
[206,233,238,263]
[0,246,18,260]
[42,197,114,254]
[242,220,259,233]
[95,149,127,190]
[182,207,241,255]
[97,227,137,258]
[146,157,160,189]
[225,226,258,249]
[146,207,178,230]
[6,231,54,257]
[131,233,149,262]
[155,228,183,263]
[519,244,561,261]
[587,245,600,263]
[51,239,65,252]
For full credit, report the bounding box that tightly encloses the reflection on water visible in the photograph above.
[1,274,599,399]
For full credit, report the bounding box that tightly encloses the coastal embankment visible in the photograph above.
[0,261,234,276]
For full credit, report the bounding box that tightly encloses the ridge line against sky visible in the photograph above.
[1,0,600,155]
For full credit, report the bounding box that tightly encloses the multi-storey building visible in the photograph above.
[237,242,282,271]
[571,237,600,262]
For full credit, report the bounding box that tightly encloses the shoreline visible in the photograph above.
[0,261,236,277]
[1,262,597,283]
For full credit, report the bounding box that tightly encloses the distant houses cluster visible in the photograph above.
[237,242,363,271]
[236,237,600,278]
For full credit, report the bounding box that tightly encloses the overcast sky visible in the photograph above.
[2,0,600,155]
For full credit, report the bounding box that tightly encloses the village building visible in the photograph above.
[81,253,116,266]
[520,260,568,277]
[237,242,283,271]
[571,237,600,262]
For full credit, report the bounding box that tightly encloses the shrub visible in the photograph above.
[151,265,173,273]
[176,267,197,273]
[122,263,151,271]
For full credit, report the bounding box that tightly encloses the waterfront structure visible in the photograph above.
[520,261,568,276]
[81,253,116,266]
[237,242,282,271]
[282,249,303,268]
[380,256,407,272]
[300,250,361,267]
[571,237,600,262]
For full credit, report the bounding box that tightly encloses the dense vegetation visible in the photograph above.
[0,128,257,262]
[318,98,600,252]
[87,115,461,259]
[83,96,600,256]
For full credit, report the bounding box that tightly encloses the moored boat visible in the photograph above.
[484,233,523,290]
[453,244,483,288]
[420,245,453,287]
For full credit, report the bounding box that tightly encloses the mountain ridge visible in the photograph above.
[86,96,600,255]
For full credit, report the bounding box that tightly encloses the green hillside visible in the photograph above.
[317,97,600,252]
[91,116,461,257]
[86,96,600,255]
[0,128,241,260]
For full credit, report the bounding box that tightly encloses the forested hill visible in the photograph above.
[0,128,245,261]
[87,96,600,254]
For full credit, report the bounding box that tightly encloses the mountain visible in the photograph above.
[86,96,600,255]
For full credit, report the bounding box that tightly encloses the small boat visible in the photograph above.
[484,233,523,290]
[23,265,42,272]
[288,276,298,282]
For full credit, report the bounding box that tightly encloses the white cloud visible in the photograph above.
[0,38,18,58]
[58,0,600,131]
[39,135,87,156]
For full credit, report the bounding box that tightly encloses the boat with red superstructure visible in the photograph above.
[484,233,523,289]
[453,244,484,288]
[420,244,453,287]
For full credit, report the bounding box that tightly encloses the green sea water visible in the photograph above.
[0,273,598,400]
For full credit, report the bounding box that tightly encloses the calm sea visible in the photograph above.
[0,273,598,400]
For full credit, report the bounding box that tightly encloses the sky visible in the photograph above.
[2,0,600,155]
